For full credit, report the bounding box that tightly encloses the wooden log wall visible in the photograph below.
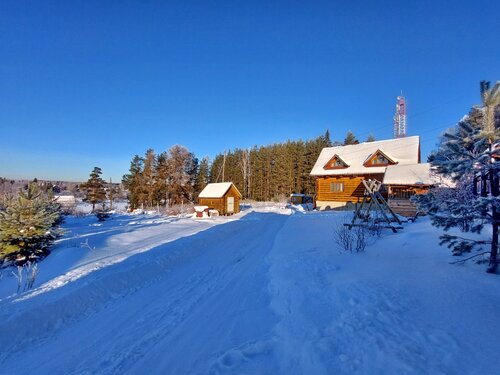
[316,174,385,202]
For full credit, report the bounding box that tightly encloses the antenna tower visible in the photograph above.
[393,95,407,138]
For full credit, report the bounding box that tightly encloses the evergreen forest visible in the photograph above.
[122,130,344,208]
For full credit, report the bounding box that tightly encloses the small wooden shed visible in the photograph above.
[54,194,76,213]
[198,182,242,215]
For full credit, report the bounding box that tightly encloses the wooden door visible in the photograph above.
[227,196,234,213]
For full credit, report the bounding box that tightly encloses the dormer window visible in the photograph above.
[324,155,349,170]
[364,150,398,167]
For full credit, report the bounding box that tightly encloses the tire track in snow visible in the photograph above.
[0,212,290,375]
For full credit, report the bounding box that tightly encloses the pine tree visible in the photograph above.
[155,152,169,206]
[0,183,61,263]
[343,131,359,145]
[142,149,157,208]
[415,102,500,273]
[366,134,376,142]
[210,154,224,183]
[194,157,210,197]
[82,167,107,212]
[122,155,144,209]
[186,152,198,202]
[479,81,500,141]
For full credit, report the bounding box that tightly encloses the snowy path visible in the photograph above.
[1,210,499,374]
[0,212,288,374]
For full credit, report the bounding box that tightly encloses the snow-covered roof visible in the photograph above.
[198,182,241,198]
[383,163,437,185]
[194,206,209,212]
[54,195,76,205]
[310,136,420,176]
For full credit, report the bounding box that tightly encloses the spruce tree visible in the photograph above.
[194,157,210,197]
[343,131,359,145]
[323,129,332,147]
[0,183,61,263]
[82,167,107,212]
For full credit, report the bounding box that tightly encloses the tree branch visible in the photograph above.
[450,251,491,264]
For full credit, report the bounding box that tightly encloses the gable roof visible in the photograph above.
[383,163,436,185]
[363,149,398,167]
[323,154,349,169]
[198,182,242,198]
[310,136,420,176]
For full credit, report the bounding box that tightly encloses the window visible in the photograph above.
[364,150,397,167]
[370,154,390,165]
[330,159,345,168]
[323,154,349,170]
[330,182,344,192]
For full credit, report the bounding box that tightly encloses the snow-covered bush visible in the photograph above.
[161,203,195,216]
[12,261,39,293]
[333,219,367,252]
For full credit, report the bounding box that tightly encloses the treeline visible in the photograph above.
[210,132,331,201]
[122,145,203,209]
[123,130,371,208]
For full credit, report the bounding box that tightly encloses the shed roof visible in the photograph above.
[383,163,436,185]
[198,182,242,198]
[310,136,420,176]
[54,195,76,204]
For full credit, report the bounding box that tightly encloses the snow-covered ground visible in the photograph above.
[0,204,499,374]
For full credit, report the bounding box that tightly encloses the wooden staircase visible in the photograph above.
[388,199,421,218]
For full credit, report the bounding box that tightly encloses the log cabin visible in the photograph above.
[310,136,429,211]
[197,182,242,215]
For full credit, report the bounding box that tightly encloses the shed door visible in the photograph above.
[227,197,234,213]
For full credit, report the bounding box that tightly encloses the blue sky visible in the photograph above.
[1,0,499,182]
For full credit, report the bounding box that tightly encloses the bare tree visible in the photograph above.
[239,148,251,198]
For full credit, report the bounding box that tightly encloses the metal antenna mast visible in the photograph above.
[394,94,407,138]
